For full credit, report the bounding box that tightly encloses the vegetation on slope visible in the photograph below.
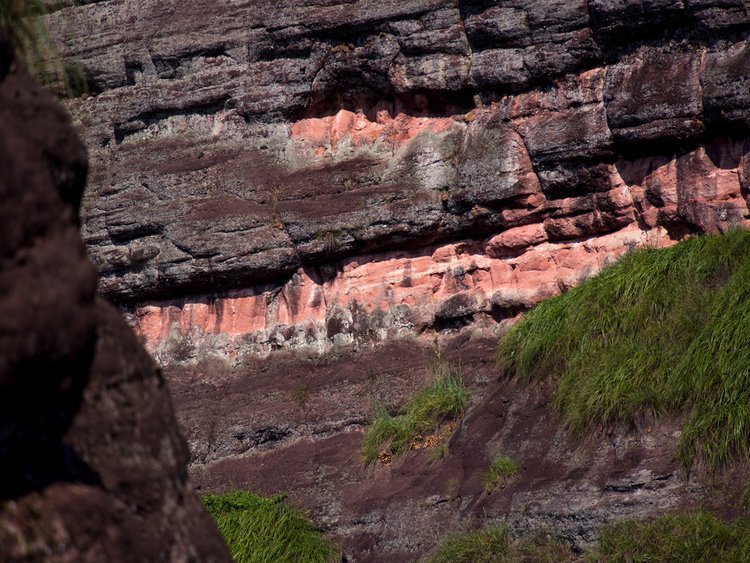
[483,455,519,492]
[202,490,340,563]
[362,355,469,463]
[431,525,572,563]
[497,231,750,466]
[0,0,85,96]
[432,512,750,562]
[589,511,750,562]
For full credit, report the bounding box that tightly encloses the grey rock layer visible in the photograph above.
[49,0,750,305]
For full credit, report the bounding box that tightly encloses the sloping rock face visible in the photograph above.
[0,35,230,563]
[172,334,731,562]
[50,0,750,359]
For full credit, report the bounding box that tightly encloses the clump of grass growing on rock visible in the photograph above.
[431,525,511,563]
[589,511,750,562]
[497,230,750,467]
[362,355,468,464]
[483,455,519,491]
[1,0,46,65]
[430,442,449,461]
[0,0,86,96]
[431,525,572,563]
[202,490,340,563]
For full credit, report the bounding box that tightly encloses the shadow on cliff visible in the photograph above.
[301,86,475,123]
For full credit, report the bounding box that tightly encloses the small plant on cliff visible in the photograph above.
[362,354,468,464]
[0,0,86,96]
[1,0,46,67]
[589,511,750,562]
[431,525,573,563]
[432,525,511,563]
[315,229,343,255]
[430,442,449,461]
[168,332,195,363]
[483,455,519,492]
[202,490,340,563]
[497,230,750,467]
[292,383,310,409]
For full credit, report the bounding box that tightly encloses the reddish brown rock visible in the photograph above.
[40,2,750,559]
[129,223,676,360]
[48,0,750,314]
[170,336,721,562]
[0,34,230,563]
[126,135,750,361]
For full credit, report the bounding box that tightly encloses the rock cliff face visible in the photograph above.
[0,32,230,563]
[46,3,750,560]
[173,334,729,562]
[50,0,750,359]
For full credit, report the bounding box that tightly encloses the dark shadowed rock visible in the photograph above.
[0,34,231,563]
[703,41,750,132]
[604,46,704,146]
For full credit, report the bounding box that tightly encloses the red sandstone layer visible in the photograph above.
[127,104,750,360]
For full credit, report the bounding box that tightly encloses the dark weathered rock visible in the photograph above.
[588,0,750,48]
[604,46,704,146]
[0,35,230,563]
[703,41,750,132]
[48,0,750,308]
[172,336,719,562]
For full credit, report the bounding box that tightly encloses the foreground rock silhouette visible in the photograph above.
[0,33,231,563]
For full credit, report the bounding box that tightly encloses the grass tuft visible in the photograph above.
[362,355,469,463]
[589,511,750,562]
[483,455,519,491]
[202,490,340,563]
[0,0,46,66]
[431,526,511,563]
[431,525,572,563]
[497,231,750,467]
[0,0,86,96]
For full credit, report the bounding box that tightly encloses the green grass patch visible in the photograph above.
[202,490,340,563]
[589,511,750,562]
[0,0,86,96]
[431,525,572,563]
[1,0,47,68]
[362,356,469,463]
[497,230,750,466]
[484,455,519,491]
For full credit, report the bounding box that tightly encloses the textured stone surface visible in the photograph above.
[132,224,675,360]
[171,335,723,562]
[42,2,750,560]
[49,2,750,362]
[49,1,750,328]
[0,36,230,563]
[128,127,750,358]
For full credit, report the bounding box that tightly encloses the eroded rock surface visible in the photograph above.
[43,2,750,560]
[0,35,230,563]
[49,0,750,358]
[173,335,719,562]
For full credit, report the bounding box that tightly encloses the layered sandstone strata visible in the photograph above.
[49,0,750,357]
